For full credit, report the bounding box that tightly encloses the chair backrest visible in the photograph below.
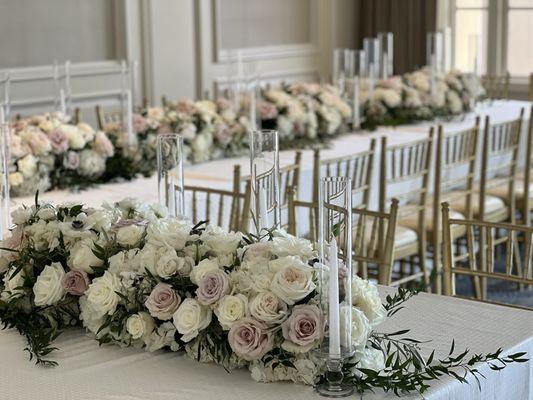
[379,133,434,228]
[184,165,250,232]
[432,119,480,292]
[521,105,533,226]
[312,139,376,208]
[287,188,398,284]
[442,202,533,310]
[481,72,510,100]
[479,110,524,223]
[95,105,122,131]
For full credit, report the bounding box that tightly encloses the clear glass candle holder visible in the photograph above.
[157,134,185,218]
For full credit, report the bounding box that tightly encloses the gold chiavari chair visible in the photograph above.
[242,151,302,230]
[481,72,510,100]
[287,189,398,284]
[407,120,479,294]
[312,139,376,208]
[478,109,524,224]
[72,107,81,125]
[442,202,533,310]
[161,96,168,107]
[184,165,251,232]
[380,133,434,287]
[95,105,122,131]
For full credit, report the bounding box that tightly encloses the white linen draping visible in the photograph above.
[0,287,531,400]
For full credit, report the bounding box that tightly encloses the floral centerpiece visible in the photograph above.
[0,195,526,396]
[7,113,114,196]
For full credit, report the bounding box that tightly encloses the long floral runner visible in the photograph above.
[0,196,526,396]
[6,68,485,197]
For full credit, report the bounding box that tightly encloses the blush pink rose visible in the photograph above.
[281,304,323,351]
[145,282,181,320]
[62,270,90,296]
[228,317,273,361]
[157,123,173,134]
[64,151,80,170]
[259,101,278,120]
[213,123,232,146]
[93,131,114,157]
[196,270,230,305]
[48,129,70,154]
[133,114,148,133]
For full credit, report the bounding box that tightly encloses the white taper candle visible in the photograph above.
[328,238,341,357]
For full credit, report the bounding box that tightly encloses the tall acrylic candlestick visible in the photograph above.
[315,176,354,397]
[351,77,361,130]
[249,130,280,235]
[2,73,10,122]
[157,134,185,218]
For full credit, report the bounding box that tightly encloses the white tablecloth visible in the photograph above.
[0,287,531,400]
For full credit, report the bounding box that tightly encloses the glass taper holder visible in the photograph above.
[0,123,11,240]
[157,134,185,218]
[249,130,280,235]
[315,176,354,397]
[378,32,393,79]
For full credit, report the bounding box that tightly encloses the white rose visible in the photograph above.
[172,298,212,342]
[340,304,371,349]
[351,276,387,326]
[116,224,145,247]
[249,291,288,325]
[146,219,192,251]
[126,312,156,340]
[61,125,86,149]
[202,225,242,255]
[270,259,315,305]
[215,294,248,330]
[154,247,180,278]
[189,258,219,285]
[1,267,25,301]
[357,347,385,372]
[85,271,122,317]
[33,262,66,306]
[68,238,103,273]
[17,154,38,178]
[270,234,314,261]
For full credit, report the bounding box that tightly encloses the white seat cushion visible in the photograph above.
[485,178,531,203]
[398,204,465,234]
[449,191,507,219]
[357,221,417,249]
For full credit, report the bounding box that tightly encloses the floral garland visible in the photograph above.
[0,195,526,396]
[5,69,485,197]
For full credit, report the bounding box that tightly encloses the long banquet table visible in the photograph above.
[9,100,532,230]
[1,287,531,400]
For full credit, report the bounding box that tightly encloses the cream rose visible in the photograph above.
[173,298,212,342]
[215,294,248,330]
[189,258,219,285]
[126,312,156,340]
[33,262,66,306]
[249,291,288,325]
[270,259,315,305]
